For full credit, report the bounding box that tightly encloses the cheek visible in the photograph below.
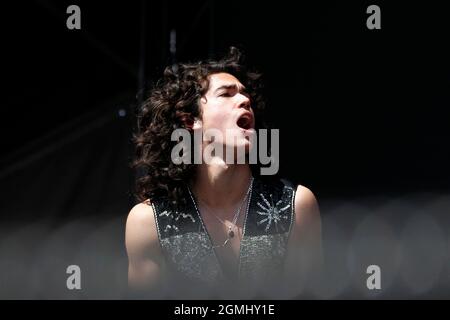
[209,113,227,128]
[202,105,230,130]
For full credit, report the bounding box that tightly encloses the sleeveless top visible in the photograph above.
[151,177,296,297]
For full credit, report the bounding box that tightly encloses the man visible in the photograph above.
[126,47,322,299]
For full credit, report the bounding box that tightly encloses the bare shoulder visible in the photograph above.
[289,185,322,256]
[126,200,165,292]
[125,200,160,260]
[126,200,155,232]
[284,185,323,287]
[293,185,321,227]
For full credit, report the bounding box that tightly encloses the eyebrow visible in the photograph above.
[214,84,247,94]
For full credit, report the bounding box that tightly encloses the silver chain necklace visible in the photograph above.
[188,177,254,248]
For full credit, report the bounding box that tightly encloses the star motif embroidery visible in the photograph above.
[256,193,290,232]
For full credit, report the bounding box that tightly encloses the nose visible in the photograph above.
[237,93,251,110]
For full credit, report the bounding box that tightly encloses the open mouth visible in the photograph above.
[236,113,254,130]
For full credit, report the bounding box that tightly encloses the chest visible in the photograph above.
[201,213,246,279]
[153,178,295,285]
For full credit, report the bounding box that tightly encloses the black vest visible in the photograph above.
[151,178,295,298]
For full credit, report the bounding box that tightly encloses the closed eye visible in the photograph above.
[218,89,249,98]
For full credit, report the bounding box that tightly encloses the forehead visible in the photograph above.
[207,72,243,90]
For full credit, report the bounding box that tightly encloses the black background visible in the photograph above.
[2,1,449,197]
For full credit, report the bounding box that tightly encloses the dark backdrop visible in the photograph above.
[0,0,449,299]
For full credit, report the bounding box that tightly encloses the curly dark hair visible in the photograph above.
[132,47,267,206]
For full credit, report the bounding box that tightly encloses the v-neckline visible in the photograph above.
[188,179,254,280]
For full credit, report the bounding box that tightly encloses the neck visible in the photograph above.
[191,160,253,209]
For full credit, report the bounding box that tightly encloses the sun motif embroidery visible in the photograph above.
[256,193,290,232]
